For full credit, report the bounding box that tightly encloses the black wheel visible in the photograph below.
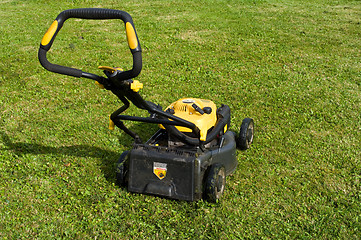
[204,164,226,202]
[237,118,254,150]
[115,151,129,187]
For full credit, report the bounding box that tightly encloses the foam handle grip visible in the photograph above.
[40,8,141,52]
[38,8,142,79]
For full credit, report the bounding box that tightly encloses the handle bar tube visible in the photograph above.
[38,8,142,81]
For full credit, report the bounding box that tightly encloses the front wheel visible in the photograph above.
[115,151,129,187]
[237,118,254,150]
[204,164,226,202]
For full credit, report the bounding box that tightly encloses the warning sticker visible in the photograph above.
[153,162,167,180]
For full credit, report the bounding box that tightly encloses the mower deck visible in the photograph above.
[126,130,237,201]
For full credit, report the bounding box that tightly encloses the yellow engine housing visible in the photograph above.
[160,98,217,141]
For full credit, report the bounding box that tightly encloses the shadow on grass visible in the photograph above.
[0,131,121,181]
[1,121,160,182]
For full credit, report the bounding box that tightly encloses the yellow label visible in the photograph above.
[125,22,138,50]
[154,169,166,180]
[224,124,228,133]
[41,20,58,46]
[154,162,167,180]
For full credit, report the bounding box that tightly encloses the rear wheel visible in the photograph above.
[115,151,129,187]
[204,164,226,202]
[237,118,254,150]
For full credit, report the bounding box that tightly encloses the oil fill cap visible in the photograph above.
[203,107,212,114]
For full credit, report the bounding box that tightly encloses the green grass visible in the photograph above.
[1,0,360,238]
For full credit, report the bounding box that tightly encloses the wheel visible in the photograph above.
[204,164,226,202]
[237,118,254,150]
[115,151,129,187]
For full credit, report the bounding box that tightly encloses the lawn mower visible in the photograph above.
[38,8,254,202]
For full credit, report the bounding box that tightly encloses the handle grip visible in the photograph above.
[38,8,142,81]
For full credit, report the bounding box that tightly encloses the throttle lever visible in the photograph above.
[191,103,205,115]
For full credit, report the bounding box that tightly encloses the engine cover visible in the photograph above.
[161,98,217,141]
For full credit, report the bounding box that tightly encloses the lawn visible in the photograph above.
[0,0,360,239]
